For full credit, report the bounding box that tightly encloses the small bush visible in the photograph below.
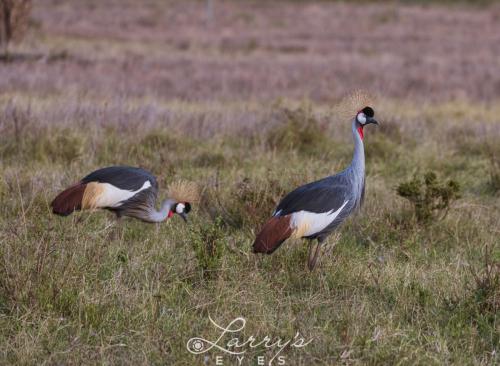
[188,217,226,280]
[44,131,85,163]
[266,106,329,155]
[231,177,281,228]
[364,133,399,161]
[397,171,461,223]
[208,176,291,232]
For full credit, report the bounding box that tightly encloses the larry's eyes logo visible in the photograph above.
[186,316,312,365]
[188,339,205,353]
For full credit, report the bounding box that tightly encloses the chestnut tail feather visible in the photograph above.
[253,216,292,254]
[51,183,86,216]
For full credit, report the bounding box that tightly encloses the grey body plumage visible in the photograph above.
[112,187,176,223]
[253,106,378,269]
[52,166,191,223]
[83,166,173,222]
[82,166,157,191]
[274,118,366,239]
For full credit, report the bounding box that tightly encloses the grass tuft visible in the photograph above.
[187,217,226,280]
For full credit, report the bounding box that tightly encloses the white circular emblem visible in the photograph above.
[192,339,204,352]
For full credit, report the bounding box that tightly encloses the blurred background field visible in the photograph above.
[0,1,499,365]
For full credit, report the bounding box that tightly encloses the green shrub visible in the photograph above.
[397,171,461,223]
[364,133,399,161]
[188,217,225,280]
[266,106,329,155]
[207,176,291,232]
[44,131,85,163]
[134,130,180,164]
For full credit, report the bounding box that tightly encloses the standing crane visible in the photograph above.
[253,106,379,270]
[51,166,198,223]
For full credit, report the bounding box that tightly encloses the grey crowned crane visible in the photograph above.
[253,106,379,270]
[51,166,198,223]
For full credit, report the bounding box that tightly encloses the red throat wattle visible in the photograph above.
[357,126,364,140]
[168,210,174,218]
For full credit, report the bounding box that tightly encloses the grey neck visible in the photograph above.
[345,119,366,208]
[148,199,175,223]
[349,119,365,176]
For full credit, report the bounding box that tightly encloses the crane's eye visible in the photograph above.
[175,203,185,214]
[357,112,367,124]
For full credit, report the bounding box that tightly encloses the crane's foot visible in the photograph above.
[307,241,322,271]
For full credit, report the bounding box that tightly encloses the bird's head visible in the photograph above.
[355,106,378,140]
[165,180,199,223]
[168,201,192,222]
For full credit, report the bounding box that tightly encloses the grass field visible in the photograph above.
[1,1,499,365]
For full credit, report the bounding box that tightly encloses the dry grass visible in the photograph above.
[1,96,499,365]
[0,0,499,365]
[2,0,500,101]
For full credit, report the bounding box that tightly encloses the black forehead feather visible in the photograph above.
[362,106,374,117]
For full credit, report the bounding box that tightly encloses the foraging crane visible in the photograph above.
[51,166,197,223]
[253,106,379,270]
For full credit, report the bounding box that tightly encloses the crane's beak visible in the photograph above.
[367,117,379,125]
[179,212,188,223]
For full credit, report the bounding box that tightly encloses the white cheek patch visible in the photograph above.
[176,203,185,214]
[357,113,367,124]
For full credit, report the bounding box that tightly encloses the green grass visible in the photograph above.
[0,98,499,365]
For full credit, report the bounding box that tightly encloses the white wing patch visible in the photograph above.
[95,180,151,208]
[290,200,349,237]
